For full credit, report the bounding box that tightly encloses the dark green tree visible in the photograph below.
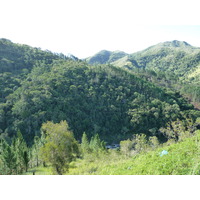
[12,130,29,173]
[0,139,17,174]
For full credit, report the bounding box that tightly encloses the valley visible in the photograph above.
[0,38,200,175]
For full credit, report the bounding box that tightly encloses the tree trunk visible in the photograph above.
[43,161,46,167]
[56,166,62,175]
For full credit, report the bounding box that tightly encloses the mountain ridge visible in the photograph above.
[84,40,200,110]
[0,38,197,144]
[86,40,200,75]
[86,50,128,64]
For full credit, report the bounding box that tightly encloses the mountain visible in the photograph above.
[1,39,200,175]
[0,38,77,104]
[0,38,67,74]
[86,41,200,108]
[142,40,193,50]
[1,39,197,144]
[5,61,195,143]
[128,40,200,73]
[127,41,200,108]
[88,41,200,75]
[86,50,128,64]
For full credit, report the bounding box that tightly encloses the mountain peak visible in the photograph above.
[86,50,127,65]
[161,40,191,48]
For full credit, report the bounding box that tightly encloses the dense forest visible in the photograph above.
[0,38,200,175]
[87,40,200,108]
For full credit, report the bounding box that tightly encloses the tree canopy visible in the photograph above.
[40,121,80,175]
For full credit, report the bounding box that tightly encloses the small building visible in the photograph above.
[106,144,120,149]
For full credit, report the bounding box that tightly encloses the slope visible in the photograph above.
[112,40,200,74]
[86,40,200,78]
[86,50,128,65]
[0,38,66,74]
[0,39,199,145]
[1,59,196,144]
[0,38,69,103]
[67,130,200,175]
[86,41,200,108]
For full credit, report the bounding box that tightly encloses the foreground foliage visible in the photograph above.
[66,130,200,175]
[40,121,80,175]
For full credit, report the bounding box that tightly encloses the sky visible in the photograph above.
[1,0,200,58]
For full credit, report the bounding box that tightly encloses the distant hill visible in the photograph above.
[85,41,200,108]
[128,40,200,74]
[87,40,200,76]
[127,41,200,107]
[86,50,128,64]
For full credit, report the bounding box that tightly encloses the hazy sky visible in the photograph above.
[1,0,200,58]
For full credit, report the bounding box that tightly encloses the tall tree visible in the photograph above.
[81,132,90,156]
[12,130,29,173]
[40,121,80,175]
[0,139,17,174]
[89,134,105,154]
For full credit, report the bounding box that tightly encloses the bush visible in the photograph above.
[120,139,133,157]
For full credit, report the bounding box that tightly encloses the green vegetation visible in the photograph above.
[1,39,200,175]
[66,130,200,175]
[0,130,30,174]
[86,50,128,65]
[23,166,53,175]
[88,40,200,108]
[40,121,80,175]
[1,58,196,144]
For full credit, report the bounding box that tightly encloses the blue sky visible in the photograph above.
[1,0,200,58]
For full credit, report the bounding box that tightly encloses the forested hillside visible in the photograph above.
[0,38,68,74]
[88,40,200,75]
[0,38,69,103]
[87,40,200,108]
[1,39,200,175]
[0,45,196,144]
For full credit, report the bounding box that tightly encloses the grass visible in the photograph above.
[26,130,200,175]
[23,166,53,175]
[66,130,200,175]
